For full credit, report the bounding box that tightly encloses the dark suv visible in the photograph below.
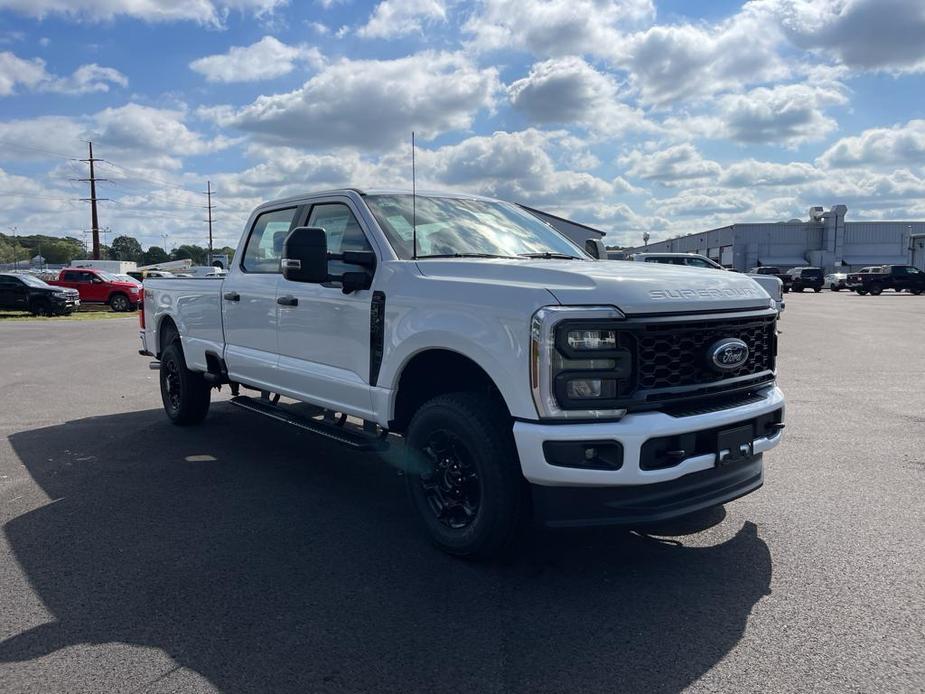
[786,267,824,292]
[0,273,80,315]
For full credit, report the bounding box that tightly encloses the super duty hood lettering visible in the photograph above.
[649,286,762,300]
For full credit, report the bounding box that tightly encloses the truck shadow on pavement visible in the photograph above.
[2,404,772,693]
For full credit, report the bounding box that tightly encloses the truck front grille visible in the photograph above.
[634,315,776,390]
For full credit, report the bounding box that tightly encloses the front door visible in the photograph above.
[221,206,300,391]
[0,276,28,309]
[275,200,377,419]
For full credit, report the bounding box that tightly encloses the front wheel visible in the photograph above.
[912,288,923,295]
[869,283,883,296]
[856,289,868,295]
[830,285,840,291]
[159,342,211,425]
[814,287,821,293]
[404,392,527,559]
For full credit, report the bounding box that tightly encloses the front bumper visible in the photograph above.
[514,386,784,524]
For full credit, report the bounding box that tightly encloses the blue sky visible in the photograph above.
[0,0,924,249]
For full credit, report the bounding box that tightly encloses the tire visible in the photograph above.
[30,299,52,316]
[159,342,211,425]
[404,392,527,559]
[798,286,806,292]
[109,293,130,312]
[830,285,840,291]
[813,287,821,293]
[856,289,868,295]
[869,283,883,296]
[912,288,923,296]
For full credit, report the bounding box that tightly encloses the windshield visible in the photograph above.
[364,194,587,260]
[97,271,121,282]
[17,274,51,288]
[116,274,141,284]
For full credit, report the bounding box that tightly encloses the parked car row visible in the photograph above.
[846,265,925,295]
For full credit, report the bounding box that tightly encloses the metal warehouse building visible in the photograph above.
[629,205,925,273]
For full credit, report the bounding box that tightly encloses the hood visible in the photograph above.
[112,280,141,290]
[415,258,771,315]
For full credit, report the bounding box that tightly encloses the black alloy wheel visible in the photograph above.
[418,429,482,530]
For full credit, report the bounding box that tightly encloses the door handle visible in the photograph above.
[277,295,298,307]
[223,291,240,302]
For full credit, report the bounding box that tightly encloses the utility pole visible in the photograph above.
[8,225,18,270]
[203,180,215,262]
[161,233,169,254]
[79,141,108,260]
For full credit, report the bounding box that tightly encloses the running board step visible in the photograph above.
[229,396,388,451]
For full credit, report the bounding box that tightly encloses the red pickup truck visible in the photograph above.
[49,268,142,311]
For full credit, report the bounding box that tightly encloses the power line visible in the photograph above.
[0,138,82,161]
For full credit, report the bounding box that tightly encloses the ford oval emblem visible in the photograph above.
[709,338,750,372]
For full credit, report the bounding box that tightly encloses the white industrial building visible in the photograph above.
[627,205,925,273]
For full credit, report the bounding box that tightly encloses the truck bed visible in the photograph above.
[143,277,225,371]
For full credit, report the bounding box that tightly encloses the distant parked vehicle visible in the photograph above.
[847,265,925,295]
[114,273,142,286]
[0,272,79,315]
[48,268,141,311]
[786,267,824,292]
[824,272,848,291]
[749,266,793,293]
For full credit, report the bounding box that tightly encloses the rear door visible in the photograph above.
[275,198,378,418]
[221,206,300,390]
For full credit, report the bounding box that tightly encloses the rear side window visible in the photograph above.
[242,207,298,273]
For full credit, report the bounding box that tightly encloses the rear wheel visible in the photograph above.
[110,293,130,312]
[814,287,821,292]
[856,289,868,295]
[912,288,923,295]
[159,342,211,425]
[404,392,527,559]
[830,284,839,291]
[869,283,883,296]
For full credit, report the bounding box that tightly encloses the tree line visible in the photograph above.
[0,232,235,267]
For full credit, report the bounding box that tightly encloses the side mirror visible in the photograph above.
[585,238,606,259]
[282,227,329,283]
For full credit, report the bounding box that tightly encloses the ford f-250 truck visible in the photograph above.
[139,189,785,558]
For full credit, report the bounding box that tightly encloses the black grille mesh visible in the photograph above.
[633,316,775,391]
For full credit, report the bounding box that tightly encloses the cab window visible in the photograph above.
[307,203,373,275]
[242,207,298,273]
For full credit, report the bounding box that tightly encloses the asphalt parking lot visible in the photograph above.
[0,292,922,693]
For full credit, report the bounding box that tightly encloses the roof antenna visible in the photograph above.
[411,131,417,260]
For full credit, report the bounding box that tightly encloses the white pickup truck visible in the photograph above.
[139,189,785,558]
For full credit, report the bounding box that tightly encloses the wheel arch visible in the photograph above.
[157,314,180,357]
[388,348,511,434]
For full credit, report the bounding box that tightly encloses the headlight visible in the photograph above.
[531,306,631,419]
[53,291,67,298]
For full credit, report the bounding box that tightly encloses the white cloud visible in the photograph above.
[718,160,822,188]
[817,119,925,168]
[507,56,656,137]
[357,0,446,39]
[618,144,721,185]
[463,0,654,56]
[206,51,500,150]
[190,36,322,83]
[656,188,754,217]
[0,0,286,26]
[614,8,788,105]
[764,0,925,74]
[0,51,126,95]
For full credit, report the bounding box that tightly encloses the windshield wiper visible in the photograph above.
[518,251,581,260]
[417,253,521,259]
